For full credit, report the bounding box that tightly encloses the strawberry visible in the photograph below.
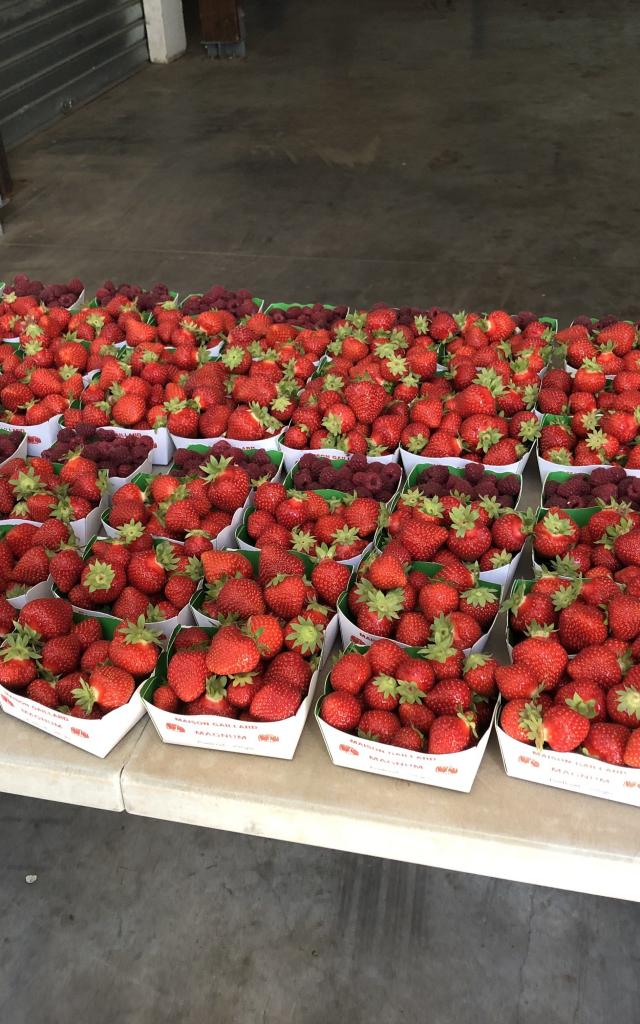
[41,634,81,675]
[500,698,549,743]
[167,648,208,701]
[12,548,50,585]
[205,624,261,675]
[558,602,607,652]
[264,574,306,618]
[320,689,364,731]
[18,597,73,639]
[49,548,83,592]
[555,681,606,722]
[357,709,400,743]
[72,618,103,649]
[607,592,640,641]
[216,578,265,618]
[583,722,631,765]
[254,650,309,695]
[422,676,471,716]
[73,664,135,712]
[532,704,590,752]
[26,678,58,708]
[427,712,476,753]
[108,617,162,677]
[606,683,640,727]
[249,681,302,721]
[623,728,640,767]
[201,549,253,584]
[244,614,283,658]
[343,380,387,424]
[391,725,425,750]
[152,684,180,712]
[512,636,568,689]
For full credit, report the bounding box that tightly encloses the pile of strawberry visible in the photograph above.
[0,455,106,524]
[537,361,640,468]
[383,490,531,575]
[498,578,640,766]
[0,339,85,426]
[0,597,160,717]
[557,318,640,373]
[197,547,350,638]
[344,548,499,648]
[106,454,253,543]
[153,621,315,722]
[318,640,496,754]
[244,481,384,561]
[531,504,640,576]
[162,357,301,442]
[51,536,202,623]
[0,518,77,598]
[219,310,334,362]
[398,369,540,463]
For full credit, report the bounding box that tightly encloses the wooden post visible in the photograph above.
[198,0,240,42]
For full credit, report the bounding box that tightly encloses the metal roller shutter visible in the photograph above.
[0,0,149,149]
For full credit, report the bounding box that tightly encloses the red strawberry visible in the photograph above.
[320,690,362,731]
[205,624,261,675]
[167,649,207,702]
[583,722,631,765]
[534,704,590,752]
[606,683,640,728]
[73,664,135,712]
[623,728,640,767]
[357,709,400,744]
[108,617,162,677]
[264,574,306,618]
[249,681,302,721]
[18,597,73,639]
[427,712,476,753]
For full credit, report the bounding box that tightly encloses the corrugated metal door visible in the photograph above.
[0,0,149,149]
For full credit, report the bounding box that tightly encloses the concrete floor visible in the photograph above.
[2,0,640,1021]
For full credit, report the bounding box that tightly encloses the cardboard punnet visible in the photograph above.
[190,549,348,667]
[0,522,53,608]
[536,415,640,481]
[0,428,27,470]
[171,430,282,453]
[496,716,640,807]
[235,487,376,568]
[281,456,404,504]
[378,462,525,590]
[316,644,496,791]
[540,469,640,511]
[336,562,500,654]
[101,467,254,551]
[141,615,338,759]
[0,413,61,456]
[0,612,148,758]
[52,535,197,637]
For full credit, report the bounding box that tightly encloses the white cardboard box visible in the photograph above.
[496,721,640,807]
[317,700,496,792]
[141,615,338,759]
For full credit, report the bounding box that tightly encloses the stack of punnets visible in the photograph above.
[0,273,639,805]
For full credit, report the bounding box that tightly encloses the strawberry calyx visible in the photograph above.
[370,674,398,698]
[396,681,424,704]
[84,560,116,593]
[285,616,323,655]
[116,615,163,647]
[563,693,597,719]
[612,685,640,722]
[71,677,95,713]
[116,520,146,543]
